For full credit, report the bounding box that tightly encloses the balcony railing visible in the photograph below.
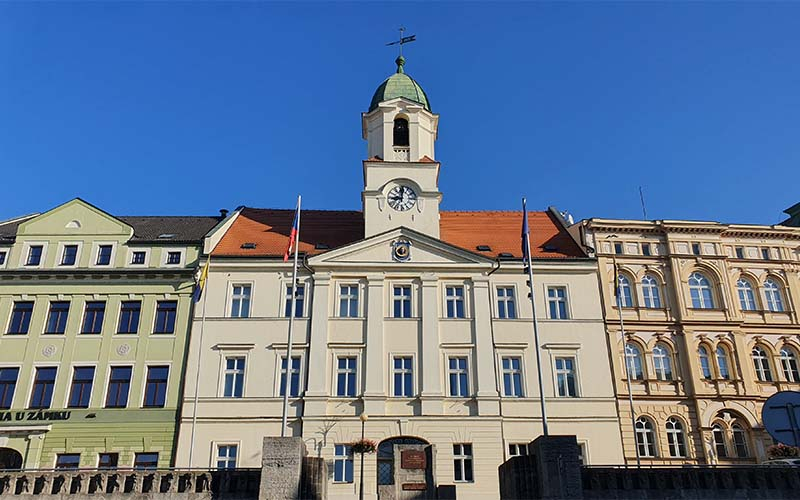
[392,146,410,161]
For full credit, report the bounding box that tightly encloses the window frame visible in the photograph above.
[127,248,150,267]
[333,444,354,483]
[44,301,70,335]
[222,356,246,398]
[624,343,644,380]
[7,301,35,335]
[452,443,474,483]
[617,274,634,308]
[55,453,81,469]
[634,417,657,458]
[153,300,178,334]
[447,355,471,398]
[496,285,517,320]
[28,365,58,410]
[443,284,467,319]
[391,284,413,319]
[391,354,415,398]
[716,345,732,380]
[22,242,47,268]
[546,285,570,320]
[284,282,306,318]
[279,354,303,398]
[688,272,715,309]
[58,242,81,267]
[133,452,159,470]
[0,366,20,409]
[91,243,116,267]
[229,283,253,319]
[338,283,360,318]
[116,300,142,334]
[554,356,578,398]
[103,365,134,409]
[641,275,662,309]
[67,365,96,409]
[81,301,106,335]
[764,278,785,313]
[501,355,524,398]
[216,443,239,469]
[161,248,185,268]
[736,278,758,311]
[665,417,687,458]
[780,347,800,382]
[0,249,8,269]
[652,343,674,381]
[698,345,712,380]
[752,345,773,382]
[334,355,359,398]
[142,364,170,408]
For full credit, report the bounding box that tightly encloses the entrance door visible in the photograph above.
[376,436,429,497]
[0,448,23,470]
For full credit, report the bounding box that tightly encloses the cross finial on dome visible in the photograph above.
[386,26,416,68]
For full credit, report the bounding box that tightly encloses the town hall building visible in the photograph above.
[174,56,624,499]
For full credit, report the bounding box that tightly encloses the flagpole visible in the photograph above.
[281,195,301,438]
[523,198,549,437]
[188,258,210,467]
[609,242,641,468]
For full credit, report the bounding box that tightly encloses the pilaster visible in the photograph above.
[363,275,386,415]
[304,273,330,414]
[420,274,444,414]
[472,278,500,415]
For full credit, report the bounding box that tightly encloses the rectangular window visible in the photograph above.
[166,251,181,265]
[131,251,146,265]
[339,285,359,318]
[497,287,516,319]
[393,356,413,397]
[691,243,701,256]
[641,243,652,256]
[8,302,34,334]
[29,367,57,409]
[762,247,771,260]
[217,445,238,469]
[117,301,141,334]
[68,366,95,408]
[105,366,132,408]
[555,357,578,397]
[81,301,105,334]
[613,242,623,255]
[453,444,474,482]
[284,284,305,318]
[143,366,169,407]
[448,357,469,397]
[547,287,568,319]
[26,245,43,266]
[0,251,6,266]
[154,301,177,333]
[55,454,81,469]
[280,356,301,397]
[96,245,112,265]
[735,246,745,259]
[133,452,159,470]
[333,444,354,483]
[336,356,357,397]
[501,357,523,397]
[0,367,19,409]
[508,443,528,457]
[98,453,119,469]
[45,301,70,334]
[61,245,78,266]
[393,286,412,318]
[223,357,245,398]
[230,285,251,318]
[445,286,465,318]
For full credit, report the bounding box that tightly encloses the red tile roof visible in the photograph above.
[213,208,584,259]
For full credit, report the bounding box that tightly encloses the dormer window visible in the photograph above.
[393,117,409,146]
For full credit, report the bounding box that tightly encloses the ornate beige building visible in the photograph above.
[173,57,624,499]
[573,218,800,465]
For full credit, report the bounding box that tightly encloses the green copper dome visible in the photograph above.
[368,56,431,112]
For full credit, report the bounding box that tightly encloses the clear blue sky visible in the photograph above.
[2,2,798,225]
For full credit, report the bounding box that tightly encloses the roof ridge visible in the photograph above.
[118,215,220,219]
[243,207,364,213]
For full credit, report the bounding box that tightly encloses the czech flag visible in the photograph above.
[284,205,300,262]
[521,198,531,262]
[193,257,210,302]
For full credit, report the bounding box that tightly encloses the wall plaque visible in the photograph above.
[400,450,426,469]
[402,483,427,491]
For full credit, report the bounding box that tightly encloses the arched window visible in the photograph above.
[731,424,749,458]
[617,274,633,307]
[780,347,800,382]
[666,417,687,458]
[698,345,712,379]
[625,344,644,380]
[711,424,728,458]
[736,278,757,311]
[752,346,773,382]
[635,417,657,457]
[652,343,673,381]
[764,279,785,312]
[393,117,409,147]
[641,275,662,308]
[716,345,731,380]
[688,273,714,309]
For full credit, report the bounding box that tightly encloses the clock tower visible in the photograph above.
[362,56,441,238]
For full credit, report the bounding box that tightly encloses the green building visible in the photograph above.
[0,199,219,470]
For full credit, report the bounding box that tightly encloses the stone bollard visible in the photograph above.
[259,436,307,500]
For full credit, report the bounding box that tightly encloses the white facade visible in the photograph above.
[175,65,623,499]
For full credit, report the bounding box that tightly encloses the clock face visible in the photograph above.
[387,185,417,211]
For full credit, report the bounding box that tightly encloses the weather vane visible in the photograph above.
[386,26,416,56]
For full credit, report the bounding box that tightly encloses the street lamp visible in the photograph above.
[359,412,369,500]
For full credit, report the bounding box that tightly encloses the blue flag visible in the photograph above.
[521,198,530,261]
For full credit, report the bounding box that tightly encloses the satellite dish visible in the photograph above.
[762,391,800,447]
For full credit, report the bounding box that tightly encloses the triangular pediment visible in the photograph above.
[308,227,494,268]
[17,198,133,238]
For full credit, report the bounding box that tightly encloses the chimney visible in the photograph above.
[219,209,229,218]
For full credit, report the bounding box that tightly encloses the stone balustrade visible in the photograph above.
[0,468,259,498]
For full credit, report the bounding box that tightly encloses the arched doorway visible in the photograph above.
[0,448,23,470]
[376,436,429,486]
